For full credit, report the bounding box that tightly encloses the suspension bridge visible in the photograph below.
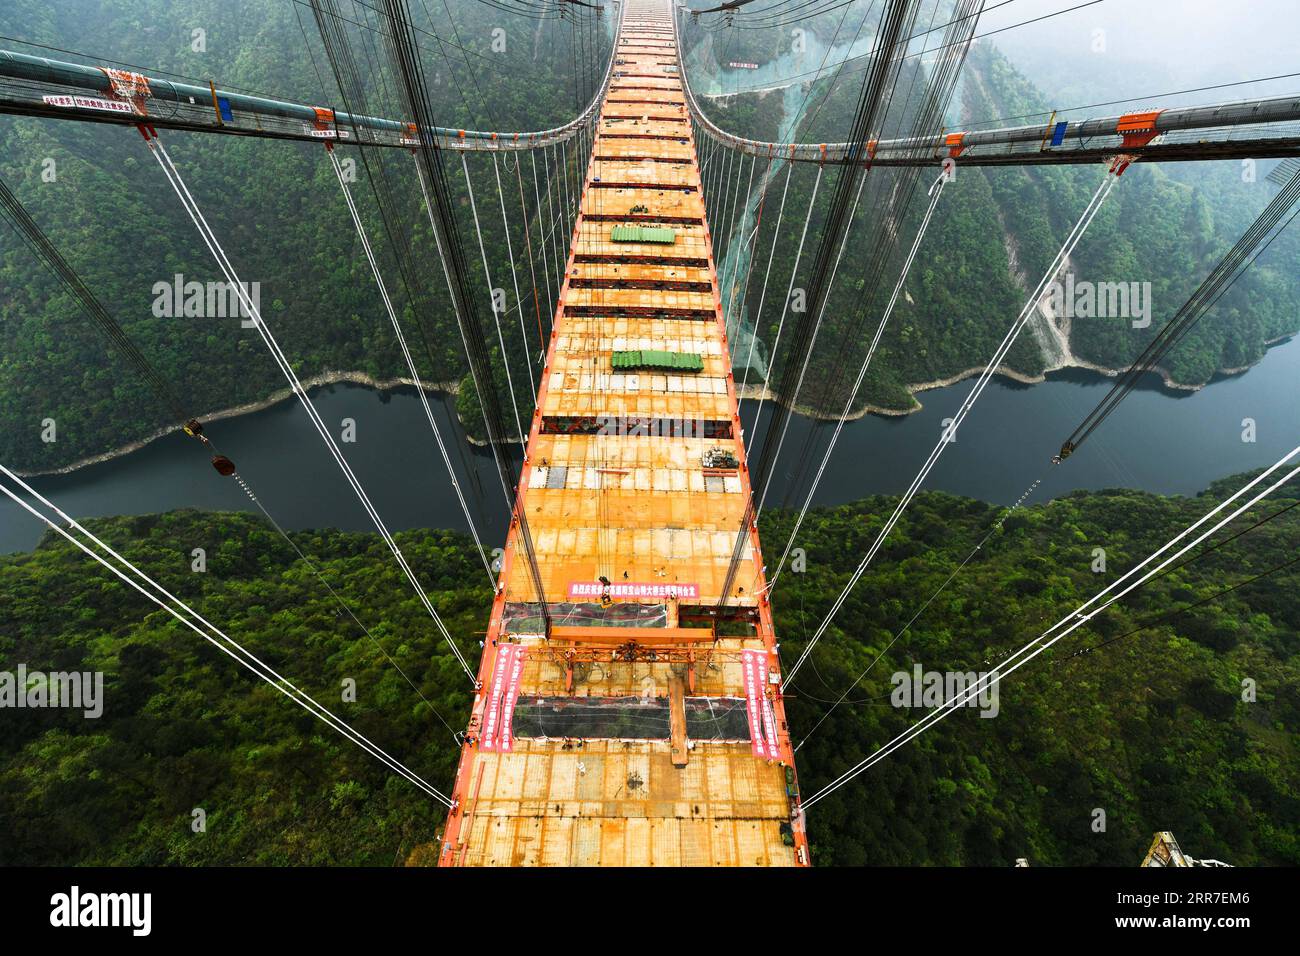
[1,0,1298,867]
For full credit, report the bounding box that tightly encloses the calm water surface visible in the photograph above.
[2,336,1296,554]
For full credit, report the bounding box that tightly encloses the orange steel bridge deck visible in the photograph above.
[438,0,810,867]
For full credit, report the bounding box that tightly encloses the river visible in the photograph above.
[2,336,1297,554]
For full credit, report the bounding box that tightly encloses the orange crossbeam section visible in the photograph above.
[551,625,714,646]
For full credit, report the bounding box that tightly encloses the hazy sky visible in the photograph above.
[985,0,1300,100]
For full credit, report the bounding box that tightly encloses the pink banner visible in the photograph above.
[42,94,136,114]
[743,650,781,759]
[480,644,526,752]
[500,645,525,753]
[568,581,699,600]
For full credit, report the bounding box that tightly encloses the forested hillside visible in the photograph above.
[962,44,1300,384]
[768,474,1300,865]
[3,1,1297,473]
[2,476,1296,865]
[0,511,485,864]
[0,0,607,470]
[686,16,1300,417]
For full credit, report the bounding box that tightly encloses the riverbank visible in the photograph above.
[738,329,1296,424]
[4,333,1298,555]
[740,358,1189,424]
[15,371,461,479]
[18,329,1295,476]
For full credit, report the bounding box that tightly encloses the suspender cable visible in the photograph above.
[784,166,1121,685]
[715,162,824,608]
[512,153,547,356]
[411,152,510,508]
[560,136,575,239]
[715,145,735,257]
[725,149,774,346]
[737,159,794,415]
[801,443,1300,810]
[766,173,947,588]
[720,0,955,611]
[718,145,734,230]
[565,129,578,244]
[327,145,496,586]
[717,145,738,231]
[540,145,556,287]
[0,464,453,806]
[702,136,717,218]
[493,153,538,397]
[699,134,715,201]
[410,149,553,625]
[555,137,569,246]
[722,151,758,334]
[542,144,564,289]
[711,144,729,237]
[745,164,822,457]
[529,149,556,334]
[463,153,528,448]
[309,0,494,524]
[720,150,751,299]
[749,0,919,455]
[705,133,721,203]
[141,128,476,682]
[702,130,712,205]
[718,147,745,314]
[785,1,1055,698]
[755,168,869,516]
[536,168,572,291]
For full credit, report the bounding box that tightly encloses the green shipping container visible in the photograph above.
[610,225,676,244]
[611,350,703,372]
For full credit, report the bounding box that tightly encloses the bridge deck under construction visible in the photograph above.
[438,0,809,867]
